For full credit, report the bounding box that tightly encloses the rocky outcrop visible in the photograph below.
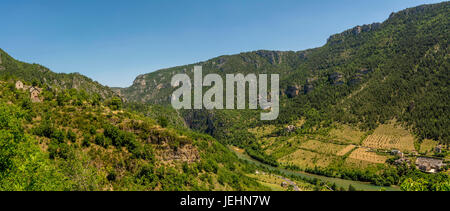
[389,3,439,20]
[133,75,147,87]
[161,144,200,163]
[327,23,381,45]
[348,69,372,86]
[329,72,344,85]
[285,125,296,133]
[285,85,301,98]
[255,50,283,65]
[304,84,314,94]
[351,23,381,35]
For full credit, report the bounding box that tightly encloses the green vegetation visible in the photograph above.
[0,80,271,191]
[118,2,449,145]
[114,2,449,191]
[0,2,448,191]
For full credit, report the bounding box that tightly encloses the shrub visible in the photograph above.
[158,116,168,128]
[66,129,77,143]
[51,130,66,143]
[94,133,110,148]
[81,135,91,147]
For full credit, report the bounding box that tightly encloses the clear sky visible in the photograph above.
[0,0,444,87]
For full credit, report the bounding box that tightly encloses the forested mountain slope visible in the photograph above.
[0,49,288,191]
[117,2,449,144]
[0,77,278,190]
[0,49,117,99]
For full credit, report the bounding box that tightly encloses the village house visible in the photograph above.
[394,157,411,166]
[391,150,404,158]
[415,157,446,173]
[15,80,24,89]
[29,87,41,103]
[15,81,42,103]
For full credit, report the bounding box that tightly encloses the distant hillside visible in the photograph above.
[0,49,117,99]
[117,2,449,143]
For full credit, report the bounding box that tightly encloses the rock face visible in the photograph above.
[304,84,314,94]
[161,144,200,163]
[327,23,381,44]
[348,78,361,86]
[329,72,344,85]
[255,50,283,65]
[285,85,301,98]
[285,125,296,133]
[351,23,381,35]
[349,69,372,86]
[133,75,147,88]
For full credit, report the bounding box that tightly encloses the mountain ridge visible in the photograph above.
[115,2,449,143]
[0,48,117,99]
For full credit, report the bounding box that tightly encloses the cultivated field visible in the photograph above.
[348,148,388,164]
[248,125,276,139]
[299,140,347,155]
[419,139,438,155]
[362,124,415,152]
[329,125,365,144]
[345,157,381,169]
[247,173,288,191]
[336,145,356,156]
[247,173,314,191]
[279,149,338,169]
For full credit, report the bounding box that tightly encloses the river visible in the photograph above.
[229,146,400,191]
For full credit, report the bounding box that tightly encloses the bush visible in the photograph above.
[81,135,91,147]
[107,97,122,110]
[158,116,168,128]
[32,120,54,138]
[94,133,110,148]
[66,130,77,143]
[51,130,66,143]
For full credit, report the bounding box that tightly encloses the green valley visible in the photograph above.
[0,1,449,191]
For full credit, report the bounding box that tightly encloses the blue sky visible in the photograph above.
[0,0,444,87]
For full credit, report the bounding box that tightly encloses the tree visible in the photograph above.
[400,178,429,191]
[158,116,168,128]
[348,184,356,191]
[108,97,122,110]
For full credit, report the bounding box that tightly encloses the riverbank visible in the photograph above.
[229,146,401,191]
